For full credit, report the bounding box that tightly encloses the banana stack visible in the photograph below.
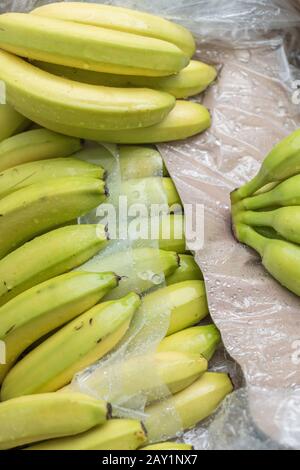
[232,128,300,296]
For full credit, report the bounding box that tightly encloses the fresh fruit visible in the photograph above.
[140,442,193,450]
[0,50,175,133]
[0,103,30,142]
[142,280,209,336]
[0,272,118,383]
[32,2,195,57]
[0,176,107,259]
[1,292,141,400]
[26,419,147,451]
[166,255,203,285]
[231,129,300,203]
[118,146,167,179]
[144,372,233,442]
[83,351,207,404]
[0,224,108,306]
[234,222,300,296]
[158,325,221,360]
[0,392,110,450]
[0,13,188,77]
[0,128,81,172]
[0,157,105,199]
[121,177,181,207]
[35,60,216,99]
[34,101,211,143]
[156,215,185,252]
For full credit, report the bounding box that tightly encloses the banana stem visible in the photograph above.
[230,172,266,203]
[235,223,268,257]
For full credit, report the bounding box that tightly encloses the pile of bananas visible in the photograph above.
[0,2,233,451]
[0,1,215,144]
[232,128,300,296]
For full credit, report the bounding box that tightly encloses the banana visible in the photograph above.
[0,176,107,259]
[34,101,211,144]
[0,50,175,134]
[0,392,110,450]
[0,157,105,199]
[0,13,188,77]
[83,351,207,404]
[0,272,119,383]
[35,60,216,99]
[118,146,167,179]
[32,2,195,57]
[26,419,147,451]
[120,177,181,208]
[142,280,209,336]
[0,103,30,142]
[166,255,203,285]
[231,129,300,203]
[0,224,108,306]
[144,372,233,442]
[1,292,141,400]
[81,248,179,299]
[234,222,300,296]
[158,325,221,361]
[0,128,82,172]
[140,442,193,450]
[157,215,185,252]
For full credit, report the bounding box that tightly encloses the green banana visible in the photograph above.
[158,325,221,361]
[0,157,105,199]
[0,224,108,306]
[234,174,300,214]
[0,176,107,259]
[26,419,147,451]
[121,177,181,207]
[35,60,216,99]
[0,103,30,142]
[166,254,203,285]
[235,206,300,245]
[0,272,118,383]
[0,392,110,450]
[34,101,211,144]
[140,442,193,450]
[157,215,186,252]
[0,13,188,77]
[1,292,141,400]
[234,222,300,296]
[0,50,175,133]
[32,2,195,57]
[231,129,300,203]
[142,280,209,336]
[144,372,233,442]
[81,248,179,299]
[84,351,207,404]
[118,146,167,179]
[0,128,81,172]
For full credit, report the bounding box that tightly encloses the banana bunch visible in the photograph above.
[231,128,300,296]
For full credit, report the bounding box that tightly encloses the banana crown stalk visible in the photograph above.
[166,254,203,285]
[0,392,110,450]
[0,224,108,306]
[0,103,30,143]
[0,128,82,172]
[1,292,141,400]
[26,419,147,451]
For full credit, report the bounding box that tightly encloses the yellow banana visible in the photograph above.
[0,272,119,383]
[32,2,195,57]
[141,442,193,450]
[120,177,181,207]
[35,101,211,144]
[0,176,107,259]
[35,60,216,99]
[158,325,221,360]
[1,292,141,400]
[84,351,207,404]
[0,224,108,306]
[144,372,233,442]
[0,50,175,133]
[166,254,203,285]
[157,215,185,252]
[142,280,209,336]
[26,419,147,451]
[0,13,188,77]
[118,146,167,179]
[0,128,82,172]
[0,392,110,450]
[0,157,105,199]
[0,103,30,142]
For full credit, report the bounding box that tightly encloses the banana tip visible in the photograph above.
[107,402,113,420]
[141,421,148,438]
